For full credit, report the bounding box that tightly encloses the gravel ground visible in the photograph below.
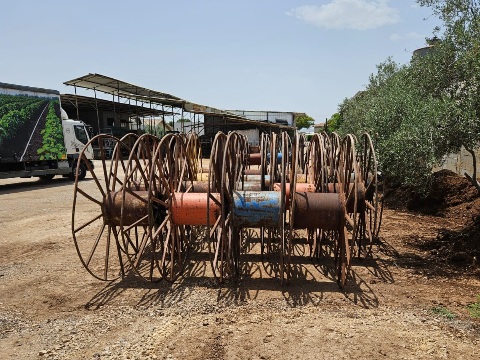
[1,163,479,359]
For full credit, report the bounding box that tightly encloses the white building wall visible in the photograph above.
[226,110,294,126]
[435,146,480,179]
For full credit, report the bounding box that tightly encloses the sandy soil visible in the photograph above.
[0,163,479,359]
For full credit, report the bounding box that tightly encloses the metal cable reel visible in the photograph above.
[117,134,163,282]
[304,133,330,258]
[207,132,243,282]
[328,132,341,183]
[282,132,357,287]
[336,134,360,286]
[72,134,137,280]
[297,133,307,174]
[246,132,292,282]
[356,132,383,256]
[145,133,196,282]
[258,133,282,259]
[185,132,202,178]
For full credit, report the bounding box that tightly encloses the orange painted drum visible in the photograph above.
[170,192,221,226]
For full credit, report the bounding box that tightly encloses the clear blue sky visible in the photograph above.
[0,0,441,125]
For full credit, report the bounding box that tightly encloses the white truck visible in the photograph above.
[0,82,93,181]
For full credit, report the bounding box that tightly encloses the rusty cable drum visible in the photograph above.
[72,128,378,288]
[118,134,163,282]
[207,132,247,282]
[337,134,360,286]
[72,134,137,281]
[144,133,197,282]
[355,132,383,257]
[282,132,359,287]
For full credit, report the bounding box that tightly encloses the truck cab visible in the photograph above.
[61,119,94,180]
[62,119,94,160]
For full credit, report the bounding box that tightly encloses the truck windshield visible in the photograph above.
[74,125,89,145]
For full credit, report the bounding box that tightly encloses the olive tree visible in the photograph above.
[337,1,480,193]
[417,0,480,191]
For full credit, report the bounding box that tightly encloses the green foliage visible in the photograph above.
[336,0,480,193]
[0,94,45,148]
[326,113,342,133]
[295,114,315,130]
[431,306,455,319]
[37,100,66,160]
[145,123,165,136]
[467,294,480,319]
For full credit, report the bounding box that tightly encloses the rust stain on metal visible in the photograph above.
[293,192,345,230]
[244,168,262,175]
[190,181,209,193]
[248,153,261,166]
[104,191,149,226]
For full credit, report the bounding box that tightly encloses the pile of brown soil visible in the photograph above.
[385,169,479,214]
[386,170,480,270]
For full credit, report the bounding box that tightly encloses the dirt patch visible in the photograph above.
[1,166,480,359]
[385,170,480,276]
[385,170,480,274]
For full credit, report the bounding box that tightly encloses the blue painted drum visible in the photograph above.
[233,191,281,228]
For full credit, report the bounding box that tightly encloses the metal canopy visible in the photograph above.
[63,73,295,130]
[64,73,185,107]
[60,94,175,117]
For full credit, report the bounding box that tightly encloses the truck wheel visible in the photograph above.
[70,161,87,181]
[39,174,55,181]
[77,162,87,180]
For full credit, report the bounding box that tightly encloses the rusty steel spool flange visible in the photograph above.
[72,134,138,281]
[207,132,245,282]
[144,133,196,282]
[354,133,383,257]
[118,134,163,282]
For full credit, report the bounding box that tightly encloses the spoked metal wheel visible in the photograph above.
[357,133,383,256]
[119,134,163,282]
[298,133,307,174]
[261,132,292,282]
[258,132,271,257]
[72,134,134,281]
[307,133,329,193]
[283,131,297,283]
[260,133,282,258]
[327,132,341,183]
[148,134,195,282]
[185,132,202,177]
[208,132,242,282]
[306,133,329,258]
[335,134,360,287]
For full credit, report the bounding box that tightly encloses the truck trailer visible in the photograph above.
[0,82,93,181]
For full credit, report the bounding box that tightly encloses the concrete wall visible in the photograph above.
[435,146,480,179]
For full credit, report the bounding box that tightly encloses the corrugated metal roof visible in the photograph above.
[64,73,185,107]
[63,73,296,130]
[60,94,176,117]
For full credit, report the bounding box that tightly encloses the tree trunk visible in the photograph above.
[464,145,480,194]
